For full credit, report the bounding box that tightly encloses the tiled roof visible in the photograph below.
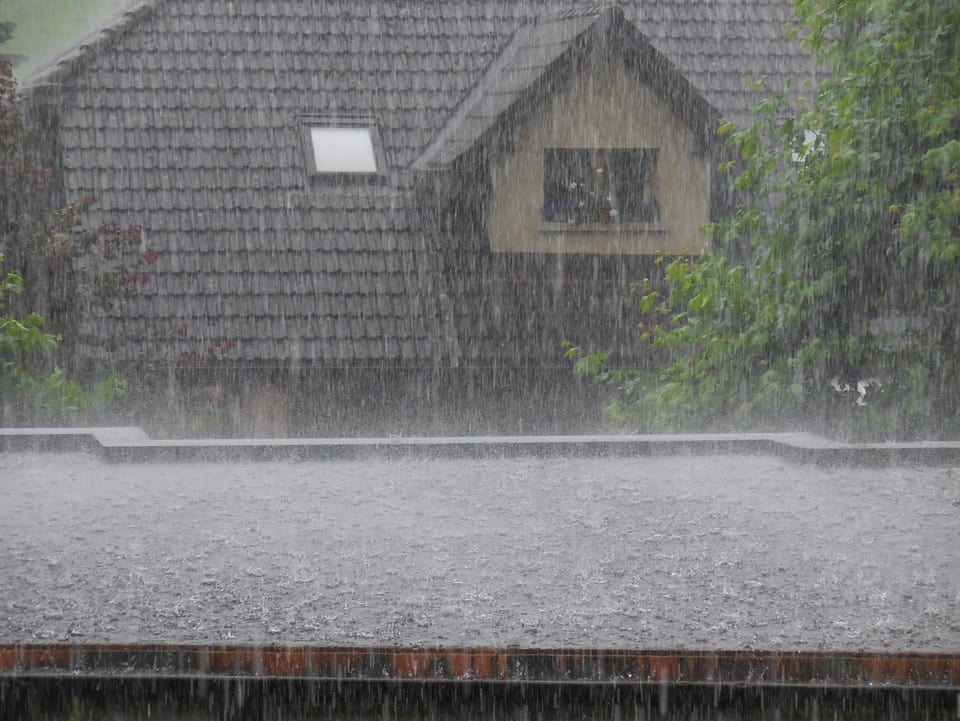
[414,4,723,171]
[24,0,817,365]
[414,5,616,170]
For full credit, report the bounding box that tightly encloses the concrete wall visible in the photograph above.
[488,60,711,256]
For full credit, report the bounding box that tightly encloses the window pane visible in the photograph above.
[310,127,378,173]
[542,148,657,224]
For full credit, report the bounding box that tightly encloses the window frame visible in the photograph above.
[300,115,387,181]
[540,147,662,232]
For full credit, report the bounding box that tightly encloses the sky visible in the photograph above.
[0,0,135,79]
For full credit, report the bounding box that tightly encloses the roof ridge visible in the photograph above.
[22,0,158,89]
[411,16,532,168]
[538,2,625,24]
[414,2,638,171]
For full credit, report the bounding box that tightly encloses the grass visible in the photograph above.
[0,0,135,79]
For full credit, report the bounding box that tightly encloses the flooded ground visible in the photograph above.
[1,452,959,650]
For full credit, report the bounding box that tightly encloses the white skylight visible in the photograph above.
[309,126,379,174]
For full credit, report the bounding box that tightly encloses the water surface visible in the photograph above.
[2,452,958,650]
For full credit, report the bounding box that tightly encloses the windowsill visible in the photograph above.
[306,172,387,186]
[539,221,667,234]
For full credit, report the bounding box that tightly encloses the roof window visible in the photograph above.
[301,117,384,177]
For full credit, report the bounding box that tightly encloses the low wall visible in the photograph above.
[3,427,960,465]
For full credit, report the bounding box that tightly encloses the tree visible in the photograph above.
[570,0,960,438]
[0,21,137,422]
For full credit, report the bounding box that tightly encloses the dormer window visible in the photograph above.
[301,116,384,177]
[541,147,659,226]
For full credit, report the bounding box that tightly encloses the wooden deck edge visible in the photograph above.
[1,645,958,688]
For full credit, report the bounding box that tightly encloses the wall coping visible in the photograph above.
[2,427,960,464]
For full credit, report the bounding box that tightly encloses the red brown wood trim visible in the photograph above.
[1,645,959,687]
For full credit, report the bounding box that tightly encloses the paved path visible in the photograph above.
[2,452,959,651]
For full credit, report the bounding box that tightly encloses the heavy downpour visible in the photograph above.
[2,451,960,649]
[1,0,959,718]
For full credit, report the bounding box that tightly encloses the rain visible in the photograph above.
[3,451,960,649]
[1,0,959,718]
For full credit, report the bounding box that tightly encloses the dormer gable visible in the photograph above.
[413,4,721,256]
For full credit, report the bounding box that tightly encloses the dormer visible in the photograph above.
[413,4,720,256]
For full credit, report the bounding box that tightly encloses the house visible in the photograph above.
[20,1,817,436]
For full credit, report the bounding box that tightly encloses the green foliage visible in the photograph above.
[1,252,127,417]
[574,0,960,437]
[0,43,146,360]
[0,24,135,422]
[564,342,610,379]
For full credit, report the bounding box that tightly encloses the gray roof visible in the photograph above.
[413,5,618,170]
[24,0,818,366]
[414,4,722,171]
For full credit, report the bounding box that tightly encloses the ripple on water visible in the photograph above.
[0,452,958,649]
